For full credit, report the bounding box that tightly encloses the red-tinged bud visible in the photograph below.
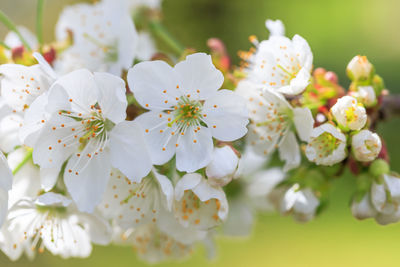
[313,67,326,76]
[377,140,389,163]
[348,157,360,175]
[11,46,25,61]
[207,38,231,72]
[43,47,56,65]
[318,106,328,114]
[324,71,338,84]
[327,97,338,109]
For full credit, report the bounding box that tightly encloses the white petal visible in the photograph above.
[134,111,177,165]
[278,67,310,95]
[36,192,72,207]
[279,131,300,172]
[265,19,285,36]
[174,173,202,201]
[50,69,98,114]
[202,89,249,141]
[76,213,112,245]
[64,149,111,213]
[0,113,23,153]
[206,146,238,179]
[293,107,314,142]
[0,152,13,191]
[128,60,179,110]
[176,126,213,172]
[4,26,38,49]
[153,171,174,211]
[109,121,152,182]
[174,53,224,99]
[40,167,60,192]
[94,72,127,124]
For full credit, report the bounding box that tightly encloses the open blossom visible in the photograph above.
[237,81,314,171]
[271,184,320,222]
[0,53,56,113]
[352,130,382,162]
[347,55,373,81]
[22,69,152,212]
[305,123,347,166]
[99,169,173,229]
[129,53,249,172]
[131,224,193,264]
[0,152,12,227]
[246,27,313,95]
[1,193,111,260]
[174,173,228,230]
[331,96,367,131]
[55,0,137,76]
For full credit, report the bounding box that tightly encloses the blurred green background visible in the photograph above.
[1,0,400,266]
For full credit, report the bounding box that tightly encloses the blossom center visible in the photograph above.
[311,132,341,158]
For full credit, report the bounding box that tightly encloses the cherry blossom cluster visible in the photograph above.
[0,0,397,264]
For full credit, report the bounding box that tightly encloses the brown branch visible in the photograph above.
[380,94,400,120]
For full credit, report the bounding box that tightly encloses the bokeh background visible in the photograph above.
[1,0,400,266]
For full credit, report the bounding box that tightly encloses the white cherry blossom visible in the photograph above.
[352,130,381,162]
[305,123,347,166]
[55,0,137,76]
[331,96,367,131]
[350,86,377,107]
[237,81,314,171]
[246,32,313,95]
[129,53,249,172]
[23,69,152,212]
[174,173,228,230]
[1,193,111,260]
[99,169,173,229]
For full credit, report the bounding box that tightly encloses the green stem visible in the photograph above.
[12,149,33,175]
[0,41,11,50]
[36,0,45,47]
[149,20,185,56]
[0,9,32,51]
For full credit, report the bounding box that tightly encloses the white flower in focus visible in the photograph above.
[352,130,381,162]
[0,53,56,113]
[351,193,377,220]
[99,169,173,229]
[278,184,320,222]
[237,81,314,171]
[265,19,285,36]
[129,53,249,172]
[350,86,377,108]
[331,96,367,131]
[23,69,152,212]
[247,33,313,95]
[174,173,228,230]
[305,123,347,166]
[347,55,373,81]
[1,193,111,260]
[0,152,12,227]
[55,0,137,76]
[370,174,400,225]
[206,146,239,187]
[131,224,192,264]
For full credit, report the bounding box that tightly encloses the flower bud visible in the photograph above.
[305,123,347,166]
[352,130,382,162]
[346,55,373,81]
[331,96,367,131]
[369,159,390,177]
[206,146,239,187]
[350,86,377,108]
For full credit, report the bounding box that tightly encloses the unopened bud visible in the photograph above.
[369,159,390,177]
[347,55,373,81]
[350,86,377,108]
[352,130,381,162]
